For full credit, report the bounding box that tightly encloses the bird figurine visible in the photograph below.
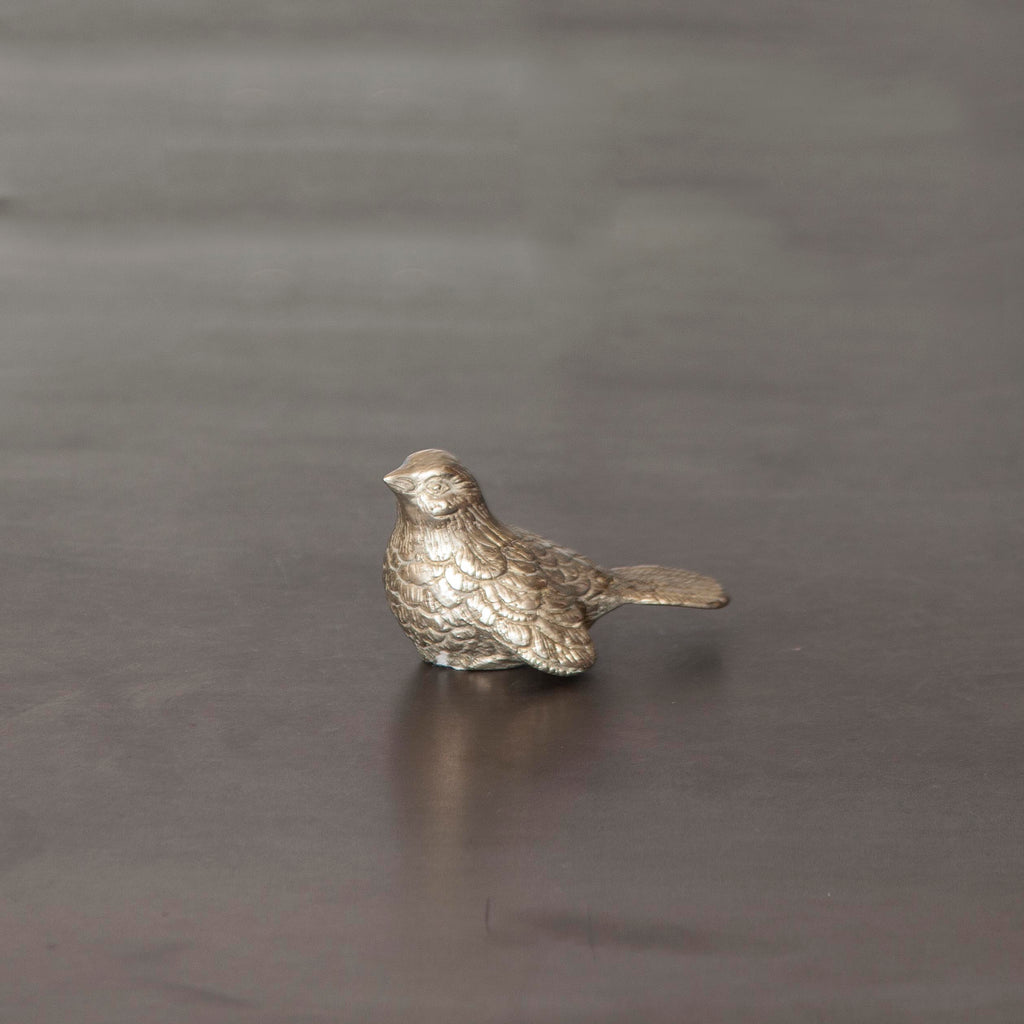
[382,449,729,676]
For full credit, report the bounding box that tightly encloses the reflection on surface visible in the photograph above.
[390,664,602,904]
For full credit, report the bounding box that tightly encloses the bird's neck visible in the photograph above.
[395,502,507,539]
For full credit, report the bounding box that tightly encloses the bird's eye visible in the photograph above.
[424,477,449,495]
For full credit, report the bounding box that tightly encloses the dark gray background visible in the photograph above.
[2,2,1022,1021]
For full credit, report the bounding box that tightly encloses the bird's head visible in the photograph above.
[383,449,484,521]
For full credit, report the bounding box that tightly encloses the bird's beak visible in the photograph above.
[383,470,415,494]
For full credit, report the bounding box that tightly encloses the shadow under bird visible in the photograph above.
[382,449,729,676]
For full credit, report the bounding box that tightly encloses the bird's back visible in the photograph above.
[506,526,619,623]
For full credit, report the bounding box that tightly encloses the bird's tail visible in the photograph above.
[609,565,729,610]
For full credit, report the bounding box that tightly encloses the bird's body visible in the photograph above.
[382,449,728,676]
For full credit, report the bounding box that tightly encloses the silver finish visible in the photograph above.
[383,449,728,675]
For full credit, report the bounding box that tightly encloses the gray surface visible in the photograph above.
[2,3,1023,1022]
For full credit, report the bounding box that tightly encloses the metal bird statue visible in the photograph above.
[382,449,728,676]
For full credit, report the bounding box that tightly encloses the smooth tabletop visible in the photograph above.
[2,3,1023,1021]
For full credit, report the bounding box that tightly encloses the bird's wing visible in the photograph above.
[427,520,594,675]
[509,526,615,620]
[467,537,596,675]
